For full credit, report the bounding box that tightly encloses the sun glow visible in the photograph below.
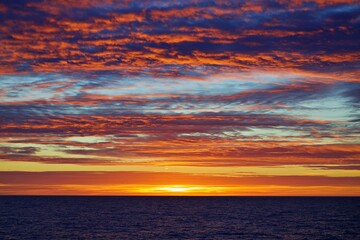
[155,186,200,193]
[134,185,216,195]
[133,185,230,195]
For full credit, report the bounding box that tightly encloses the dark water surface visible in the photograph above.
[0,197,359,239]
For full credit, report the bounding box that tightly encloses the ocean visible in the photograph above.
[0,197,359,239]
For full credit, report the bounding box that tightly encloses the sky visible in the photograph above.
[0,0,359,196]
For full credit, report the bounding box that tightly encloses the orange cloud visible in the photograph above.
[1,171,359,195]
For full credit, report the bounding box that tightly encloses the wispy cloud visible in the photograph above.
[0,0,359,195]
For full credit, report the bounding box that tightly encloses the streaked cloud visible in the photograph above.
[0,0,359,195]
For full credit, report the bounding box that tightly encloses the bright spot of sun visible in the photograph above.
[134,185,228,195]
[156,186,197,193]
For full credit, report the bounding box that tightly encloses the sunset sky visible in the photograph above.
[0,0,359,196]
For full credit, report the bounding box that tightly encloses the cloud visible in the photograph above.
[1,171,360,186]
[0,0,359,195]
[0,113,331,135]
[311,165,360,170]
[0,146,38,155]
[0,0,358,76]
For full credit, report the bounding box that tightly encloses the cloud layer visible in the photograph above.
[0,0,359,195]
